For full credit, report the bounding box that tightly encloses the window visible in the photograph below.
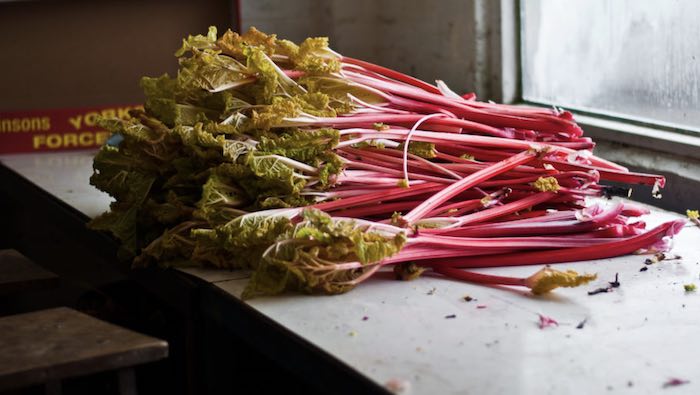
[520,0,700,134]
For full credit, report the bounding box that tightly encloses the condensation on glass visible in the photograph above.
[521,0,700,132]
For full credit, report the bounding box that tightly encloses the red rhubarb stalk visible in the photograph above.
[402,151,540,224]
[429,220,685,268]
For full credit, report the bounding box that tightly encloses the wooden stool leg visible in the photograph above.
[118,368,137,395]
[45,380,62,395]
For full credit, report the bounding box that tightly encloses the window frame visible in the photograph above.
[488,0,700,213]
[492,0,700,160]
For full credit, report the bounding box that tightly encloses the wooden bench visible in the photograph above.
[0,249,59,296]
[0,307,168,394]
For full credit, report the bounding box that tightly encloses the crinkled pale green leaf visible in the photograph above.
[220,92,253,116]
[244,46,282,103]
[174,124,225,148]
[140,209,295,271]
[255,128,343,187]
[242,257,305,299]
[299,75,383,112]
[248,99,300,131]
[399,141,437,159]
[212,210,295,249]
[90,145,158,200]
[257,195,313,209]
[245,153,306,195]
[242,209,407,298]
[243,245,360,299]
[247,94,336,131]
[99,117,161,144]
[189,229,250,268]
[292,37,341,73]
[144,191,195,225]
[294,208,406,265]
[317,153,344,187]
[145,98,216,127]
[222,139,254,161]
[88,171,156,257]
[216,27,279,58]
[133,223,198,267]
[140,74,221,124]
[256,128,339,162]
[244,46,305,103]
[352,231,406,265]
[178,50,250,93]
[194,170,247,223]
[292,92,336,117]
[161,156,209,191]
[175,26,218,57]
[140,74,179,100]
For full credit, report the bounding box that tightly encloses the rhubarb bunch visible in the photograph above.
[90,27,683,298]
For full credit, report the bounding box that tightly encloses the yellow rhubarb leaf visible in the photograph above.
[526,267,597,295]
[532,176,560,192]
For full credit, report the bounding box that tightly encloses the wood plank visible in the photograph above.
[0,249,59,295]
[0,307,168,391]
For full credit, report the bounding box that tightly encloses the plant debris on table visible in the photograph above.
[645,252,681,265]
[89,26,686,298]
[662,378,689,388]
[587,273,621,295]
[537,314,559,329]
[687,209,699,227]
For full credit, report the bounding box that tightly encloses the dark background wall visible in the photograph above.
[0,0,238,111]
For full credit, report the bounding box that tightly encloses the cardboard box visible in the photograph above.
[0,0,238,154]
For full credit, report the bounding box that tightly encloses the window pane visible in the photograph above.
[521,0,700,132]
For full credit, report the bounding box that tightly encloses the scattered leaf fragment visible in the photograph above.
[639,266,648,272]
[444,314,456,319]
[362,316,369,321]
[662,378,689,388]
[527,267,597,295]
[687,209,700,227]
[348,331,357,337]
[645,252,682,265]
[684,283,696,292]
[538,314,559,329]
[394,262,426,281]
[463,295,474,302]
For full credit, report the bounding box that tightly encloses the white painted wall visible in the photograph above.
[240,0,501,99]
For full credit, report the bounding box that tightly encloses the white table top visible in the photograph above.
[3,150,700,394]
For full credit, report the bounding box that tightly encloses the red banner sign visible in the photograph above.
[0,104,142,154]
